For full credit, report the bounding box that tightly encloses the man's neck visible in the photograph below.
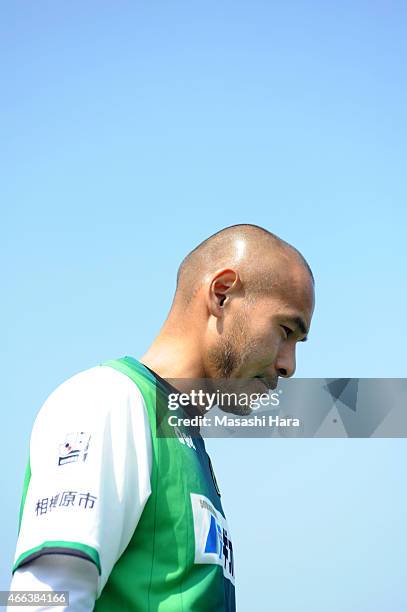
[138,332,205,379]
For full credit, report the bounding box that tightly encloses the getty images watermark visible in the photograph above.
[154,378,407,438]
[165,386,298,428]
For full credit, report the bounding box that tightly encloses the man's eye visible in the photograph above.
[281,325,293,338]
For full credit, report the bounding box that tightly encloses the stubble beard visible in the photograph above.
[206,312,257,416]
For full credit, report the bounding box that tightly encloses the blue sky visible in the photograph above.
[2,2,407,610]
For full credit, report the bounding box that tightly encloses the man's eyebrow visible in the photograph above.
[287,316,309,342]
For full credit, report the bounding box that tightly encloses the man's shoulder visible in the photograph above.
[52,360,139,397]
[35,359,146,428]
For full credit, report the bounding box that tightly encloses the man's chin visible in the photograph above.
[220,403,254,417]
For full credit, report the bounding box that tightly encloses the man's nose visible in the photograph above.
[275,345,296,378]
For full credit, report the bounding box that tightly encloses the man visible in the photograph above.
[8,224,315,611]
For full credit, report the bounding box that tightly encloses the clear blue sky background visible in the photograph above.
[2,1,406,610]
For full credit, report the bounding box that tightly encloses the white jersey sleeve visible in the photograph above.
[11,364,153,598]
[7,554,98,611]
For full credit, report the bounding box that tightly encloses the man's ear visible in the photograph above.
[208,269,240,317]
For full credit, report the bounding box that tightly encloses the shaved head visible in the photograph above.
[141,223,315,393]
[175,224,314,306]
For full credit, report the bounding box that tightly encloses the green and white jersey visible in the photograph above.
[13,356,236,611]
[12,361,153,595]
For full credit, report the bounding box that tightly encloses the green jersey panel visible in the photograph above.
[95,356,236,612]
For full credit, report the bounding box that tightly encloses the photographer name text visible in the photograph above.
[167,415,300,428]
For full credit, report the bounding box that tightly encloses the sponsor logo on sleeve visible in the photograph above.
[58,432,91,466]
[190,493,235,585]
[35,491,97,516]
